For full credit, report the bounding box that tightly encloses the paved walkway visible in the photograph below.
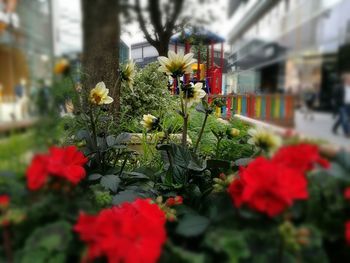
[295,110,350,147]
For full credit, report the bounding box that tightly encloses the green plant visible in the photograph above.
[120,62,177,131]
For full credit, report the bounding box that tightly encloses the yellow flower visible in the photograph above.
[158,51,196,77]
[54,58,69,74]
[247,127,282,153]
[184,82,206,108]
[140,114,158,131]
[121,60,136,92]
[89,82,114,105]
[230,128,240,137]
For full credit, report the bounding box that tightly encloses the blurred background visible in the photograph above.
[1,0,350,150]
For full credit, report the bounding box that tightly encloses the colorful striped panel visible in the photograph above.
[241,96,247,116]
[226,97,232,118]
[274,95,280,119]
[280,95,285,119]
[266,95,271,120]
[237,96,242,115]
[261,96,266,119]
[222,105,227,118]
[255,96,261,118]
[215,106,221,117]
[246,95,251,117]
[250,96,255,118]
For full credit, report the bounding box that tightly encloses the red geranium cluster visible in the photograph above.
[26,146,87,191]
[0,195,10,208]
[272,143,330,174]
[346,221,350,245]
[228,143,330,217]
[74,198,167,263]
[228,157,308,217]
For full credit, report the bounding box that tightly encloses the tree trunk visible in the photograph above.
[155,41,169,56]
[81,0,120,114]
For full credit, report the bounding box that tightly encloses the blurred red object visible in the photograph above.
[228,157,308,217]
[74,198,166,263]
[26,146,87,191]
[0,195,10,208]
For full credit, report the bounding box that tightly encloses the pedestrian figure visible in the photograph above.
[302,87,316,120]
[332,72,350,137]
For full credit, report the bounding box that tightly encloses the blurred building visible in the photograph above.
[131,41,228,70]
[0,0,54,99]
[119,40,130,64]
[227,0,350,110]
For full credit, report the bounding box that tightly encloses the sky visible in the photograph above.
[56,0,229,55]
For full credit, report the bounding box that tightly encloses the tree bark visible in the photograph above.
[81,0,120,114]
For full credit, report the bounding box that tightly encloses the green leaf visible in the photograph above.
[187,159,206,172]
[88,173,102,181]
[122,171,149,179]
[195,102,206,114]
[115,133,132,144]
[165,242,206,263]
[19,221,72,263]
[112,190,138,205]
[234,158,253,167]
[204,229,250,263]
[207,159,232,170]
[106,135,117,146]
[100,175,121,192]
[176,214,209,237]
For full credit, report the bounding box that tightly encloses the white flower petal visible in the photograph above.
[103,96,114,104]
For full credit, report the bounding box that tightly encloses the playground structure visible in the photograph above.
[170,29,296,127]
[170,28,225,95]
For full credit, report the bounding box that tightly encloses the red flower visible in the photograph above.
[47,146,87,184]
[165,196,183,206]
[345,187,350,200]
[228,178,245,207]
[346,221,350,245]
[272,144,330,174]
[0,195,10,207]
[74,198,167,263]
[26,146,87,191]
[228,157,308,217]
[26,154,50,190]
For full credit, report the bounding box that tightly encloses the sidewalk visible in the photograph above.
[295,110,350,147]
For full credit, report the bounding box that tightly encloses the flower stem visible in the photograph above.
[177,76,188,147]
[182,114,188,147]
[194,112,209,153]
[89,108,101,168]
[215,137,222,158]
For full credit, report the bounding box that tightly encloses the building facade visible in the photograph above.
[131,41,227,69]
[227,0,350,110]
[0,0,54,98]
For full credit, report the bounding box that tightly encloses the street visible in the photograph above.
[295,110,350,147]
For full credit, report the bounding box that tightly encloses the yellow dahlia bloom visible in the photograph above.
[158,51,196,77]
[140,114,158,131]
[54,58,69,74]
[89,82,114,105]
[184,82,206,108]
[230,128,240,137]
[121,60,136,91]
[247,127,282,153]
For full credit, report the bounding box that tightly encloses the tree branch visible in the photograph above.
[134,0,157,46]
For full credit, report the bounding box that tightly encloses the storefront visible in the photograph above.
[0,0,53,100]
